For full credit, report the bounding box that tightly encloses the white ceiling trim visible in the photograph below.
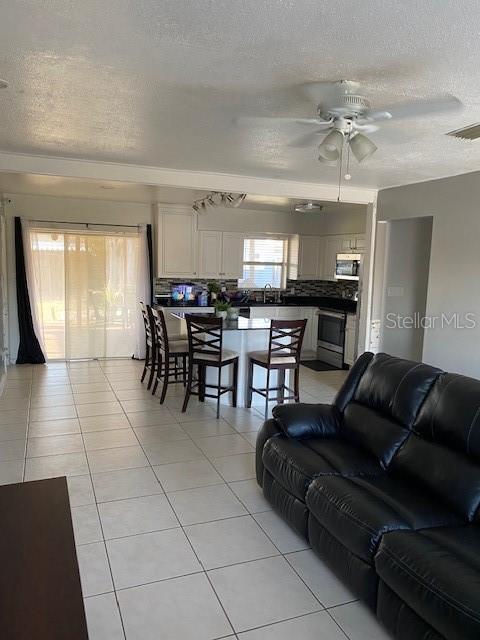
[0,152,377,205]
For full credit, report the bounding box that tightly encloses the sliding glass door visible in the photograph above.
[29,228,140,360]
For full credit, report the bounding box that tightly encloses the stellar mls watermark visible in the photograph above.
[385,312,477,330]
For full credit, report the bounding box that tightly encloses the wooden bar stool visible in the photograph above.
[182,315,239,419]
[140,302,157,390]
[151,308,189,403]
[247,318,307,419]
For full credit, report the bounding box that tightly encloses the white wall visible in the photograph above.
[380,217,432,361]
[377,171,480,376]
[322,206,366,236]
[3,191,366,363]
[195,205,366,236]
[3,193,153,363]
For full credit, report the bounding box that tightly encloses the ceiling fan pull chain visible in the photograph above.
[337,138,344,202]
[345,132,352,181]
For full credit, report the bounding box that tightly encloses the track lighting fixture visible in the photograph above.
[192,192,247,212]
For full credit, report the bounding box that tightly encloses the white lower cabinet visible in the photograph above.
[249,306,318,355]
[344,313,357,366]
[158,306,214,338]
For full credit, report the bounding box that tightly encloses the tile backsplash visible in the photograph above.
[154,278,358,299]
[285,279,358,297]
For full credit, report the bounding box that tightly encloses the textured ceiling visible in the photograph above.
[0,1,479,189]
[0,171,365,215]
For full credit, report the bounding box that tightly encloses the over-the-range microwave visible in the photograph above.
[335,253,362,281]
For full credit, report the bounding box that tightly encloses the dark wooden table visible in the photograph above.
[0,477,89,639]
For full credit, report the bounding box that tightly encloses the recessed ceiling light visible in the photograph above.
[0,80,8,90]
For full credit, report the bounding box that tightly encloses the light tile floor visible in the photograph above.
[0,360,392,640]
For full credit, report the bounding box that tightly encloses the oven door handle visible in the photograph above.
[317,309,346,319]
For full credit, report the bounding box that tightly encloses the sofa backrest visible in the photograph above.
[390,372,480,521]
[337,353,442,469]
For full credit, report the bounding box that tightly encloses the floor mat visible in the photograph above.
[301,360,341,372]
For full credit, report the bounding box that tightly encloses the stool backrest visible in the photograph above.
[267,319,307,365]
[150,308,169,357]
[185,315,223,363]
[140,302,155,348]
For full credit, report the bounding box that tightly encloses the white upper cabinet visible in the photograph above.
[157,207,198,278]
[353,234,366,251]
[198,231,222,279]
[297,236,324,280]
[198,231,244,279]
[221,232,245,279]
[322,236,344,281]
[340,234,366,252]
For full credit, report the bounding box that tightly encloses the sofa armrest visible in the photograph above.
[272,403,341,440]
[256,419,282,486]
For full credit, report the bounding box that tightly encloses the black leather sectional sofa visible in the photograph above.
[255,352,480,640]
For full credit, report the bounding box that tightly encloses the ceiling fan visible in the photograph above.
[239,80,462,165]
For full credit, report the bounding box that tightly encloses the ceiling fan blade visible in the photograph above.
[365,94,462,122]
[288,131,327,148]
[235,116,326,127]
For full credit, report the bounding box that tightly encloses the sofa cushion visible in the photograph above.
[375,526,480,640]
[262,435,382,502]
[306,475,461,564]
[414,373,480,459]
[341,402,411,468]
[354,353,442,428]
[333,351,375,412]
[390,434,480,521]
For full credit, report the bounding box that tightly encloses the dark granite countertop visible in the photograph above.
[156,295,357,314]
[170,312,272,331]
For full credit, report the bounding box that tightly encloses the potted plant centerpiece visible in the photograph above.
[214,300,230,320]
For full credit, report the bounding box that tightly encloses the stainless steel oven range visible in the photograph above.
[317,309,346,368]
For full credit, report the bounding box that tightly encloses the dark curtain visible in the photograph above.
[146,223,154,305]
[14,217,45,364]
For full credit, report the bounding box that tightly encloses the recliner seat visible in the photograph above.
[255,352,480,640]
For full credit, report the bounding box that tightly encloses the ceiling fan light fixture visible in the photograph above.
[349,132,377,163]
[318,129,344,164]
[294,201,323,213]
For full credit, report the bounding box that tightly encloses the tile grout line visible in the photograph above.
[20,371,34,482]
[68,363,129,640]
[109,368,331,636]
[12,361,355,638]
[108,370,240,639]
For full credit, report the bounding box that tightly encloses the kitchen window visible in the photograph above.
[238,237,288,289]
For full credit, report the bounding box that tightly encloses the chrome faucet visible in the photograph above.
[263,283,272,303]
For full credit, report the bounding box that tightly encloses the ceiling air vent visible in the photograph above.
[446,123,480,140]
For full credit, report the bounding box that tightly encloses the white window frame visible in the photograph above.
[238,234,289,290]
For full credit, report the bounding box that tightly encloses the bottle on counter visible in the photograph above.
[198,289,209,307]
